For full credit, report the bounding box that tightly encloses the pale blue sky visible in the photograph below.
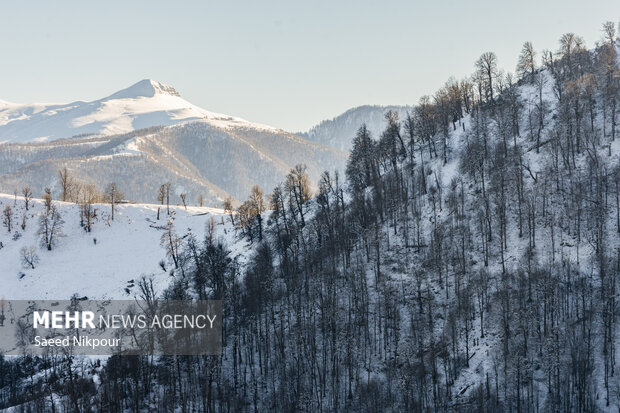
[0,1,617,131]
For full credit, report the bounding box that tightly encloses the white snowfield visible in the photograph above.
[0,193,243,301]
[0,79,277,143]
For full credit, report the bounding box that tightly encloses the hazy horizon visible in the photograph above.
[1,0,617,131]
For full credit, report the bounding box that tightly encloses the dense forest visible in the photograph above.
[1,22,619,412]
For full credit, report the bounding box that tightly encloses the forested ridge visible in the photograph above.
[1,23,620,412]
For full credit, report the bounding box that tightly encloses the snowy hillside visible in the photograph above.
[1,22,619,413]
[0,121,347,205]
[0,79,276,144]
[0,79,348,206]
[301,105,412,151]
[0,193,245,300]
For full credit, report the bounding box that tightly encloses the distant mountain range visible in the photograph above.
[0,80,409,205]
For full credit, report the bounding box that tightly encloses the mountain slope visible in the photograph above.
[0,79,276,143]
[300,105,412,151]
[0,121,347,205]
[0,80,348,204]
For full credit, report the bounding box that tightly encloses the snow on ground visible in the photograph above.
[0,193,244,300]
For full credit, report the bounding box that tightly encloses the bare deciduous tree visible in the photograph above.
[2,206,13,233]
[517,41,537,81]
[58,168,72,202]
[223,196,235,225]
[476,51,498,103]
[161,220,182,269]
[42,188,52,213]
[38,204,64,251]
[20,246,39,269]
[284,164,312,227]
[80,184,100,232]
[163,183,171,215]
[22,186,32,211]
[105,182,124,221]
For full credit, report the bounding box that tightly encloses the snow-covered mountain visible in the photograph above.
[0,79,276,144]
[0,81,348,205]
[300,105,412,151]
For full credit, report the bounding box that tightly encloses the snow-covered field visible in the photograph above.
[0,193,243,300]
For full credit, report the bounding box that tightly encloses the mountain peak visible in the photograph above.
[0,78,281,143]
[104,79,181,100]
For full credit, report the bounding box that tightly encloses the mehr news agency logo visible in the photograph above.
[0,299,222,355]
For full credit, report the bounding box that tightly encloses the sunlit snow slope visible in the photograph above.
[0,193,245,300]
[0,79,276,143]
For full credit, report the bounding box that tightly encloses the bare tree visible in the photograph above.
[223,196,235,225]
[517,41,537,82]
[2,206,13,232]
[20,246,39,269]
[80,184,100,232]
[70,180,83,204]
[558,32,585,78]
[58,168,72,202]
[157,185,164,204]
[250,185,265,240]
[161,220,182,269]
[39,204,64,251]
[105,182,124,221]
[22,186,32,211]
[235,186,266,241]
[180,193,187,210]
[599,22,618,142]
[164,183,171,215]
[198,194,204,207]
[42,187,52,213]
[476,51,498,103]
[284,164,312,227]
